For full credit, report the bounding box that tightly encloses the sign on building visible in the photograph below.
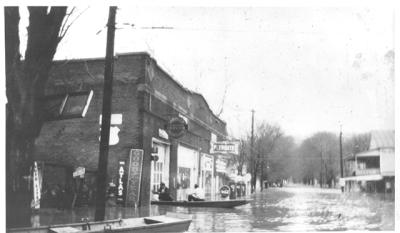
[165,116,188,138]
[73,167,85,178]
[116,161,126,204]
[99,114,122,146]
[125,149,144,207]
[31,161,42,210]
[216,159,227,173]
[220,185,230,198]
[202,154,213,171]
[211,141,239,155]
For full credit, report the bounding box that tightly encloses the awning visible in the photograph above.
[340,174,383,182]
[356,149,379,157]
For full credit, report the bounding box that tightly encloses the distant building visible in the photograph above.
[342,130,394,193]
[34,52,234,207]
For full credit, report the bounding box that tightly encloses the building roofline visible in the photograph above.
[51,51,227,127]
[120,52,227,126]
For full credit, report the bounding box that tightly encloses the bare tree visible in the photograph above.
[266,136,296,183]
[343,133,371,155]
[252,122,283,190]
[5,6,70,227]
[297,132,339,188]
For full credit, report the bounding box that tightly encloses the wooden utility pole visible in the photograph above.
[95,6,117,221]
[339,126,344,192]
[250,110,255,192]
[320,149,323,188]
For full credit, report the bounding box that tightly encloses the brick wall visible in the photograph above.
[34,52,228,206]
[144,55,227,139]
[35,54,146,185]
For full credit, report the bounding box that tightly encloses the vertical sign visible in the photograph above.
[116,161,126,204]
[125,149,144,207]
[32,161,41,210]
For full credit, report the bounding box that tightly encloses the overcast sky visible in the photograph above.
[19,5,395,140]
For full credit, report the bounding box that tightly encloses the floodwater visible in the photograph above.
[29,185,394,231]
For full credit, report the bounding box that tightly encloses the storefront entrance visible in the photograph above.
[150,139,170,200]
[200,153,214,198]
[177,144,199,200]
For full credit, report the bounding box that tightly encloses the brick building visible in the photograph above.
[34,52,228,207]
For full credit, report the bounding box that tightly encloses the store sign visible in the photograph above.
[31,162,41,210]
[202,155,213,171]
[99,114,122,146]
[220,185,230,198]
[166,116,188,138]
[117,161,125,203]
[216,159,227,173]
[73,167,85,178]
[158,129,169,140]
[211,141,239,155]
[125,149,144,207]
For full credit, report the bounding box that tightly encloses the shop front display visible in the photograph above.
[177,145,199,200]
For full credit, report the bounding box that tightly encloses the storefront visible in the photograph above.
[215,156,230,196]
[37,52,228,207]
[176,144,200,200]
[150,138,170,200]
[200,153,214,198]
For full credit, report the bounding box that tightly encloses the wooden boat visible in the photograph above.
[151,199,251,208]
[7,212,191,233]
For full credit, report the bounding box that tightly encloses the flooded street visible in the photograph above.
[31,185,394,231]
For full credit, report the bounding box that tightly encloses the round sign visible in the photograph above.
[166,117,188,138]
[219,185,230,198]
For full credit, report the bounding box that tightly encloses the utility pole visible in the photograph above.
[95,6,117,221]
[339,126,344,192]
[320,148,323,188]
[250,110,255,193]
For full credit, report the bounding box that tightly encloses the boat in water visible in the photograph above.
[151,199,251,208]
[7,212,192,233]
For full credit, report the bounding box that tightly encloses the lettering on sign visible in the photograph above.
[116,161,126,203]
[125,149,144,207]
[211,141,239,155]
[31,162,41,210]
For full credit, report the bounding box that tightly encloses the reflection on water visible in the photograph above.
[31,186,394,231]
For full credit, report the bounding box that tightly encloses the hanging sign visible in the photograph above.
[116,161,126,203]
[125,149,144,207]
[165,116,188,138]
[211,141,239,155]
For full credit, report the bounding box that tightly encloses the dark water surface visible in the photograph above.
[31,186,394,231]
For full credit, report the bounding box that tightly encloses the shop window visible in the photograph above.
[153,161,163,192]
[178,167,191,189]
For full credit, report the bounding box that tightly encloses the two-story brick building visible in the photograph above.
[34,52,228,207]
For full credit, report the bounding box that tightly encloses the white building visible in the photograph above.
[342,130,394,193]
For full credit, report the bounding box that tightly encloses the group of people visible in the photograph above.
[155,183,204,202]
[41,181,93,209]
